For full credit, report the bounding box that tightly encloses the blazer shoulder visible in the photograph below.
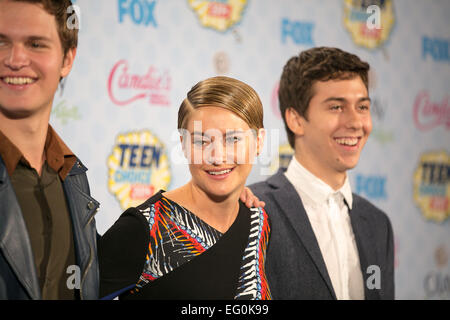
[249,180,273,194]
[248,170,287,194]
[352,193,392,226]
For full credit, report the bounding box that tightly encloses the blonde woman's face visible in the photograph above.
[181,106,264,199]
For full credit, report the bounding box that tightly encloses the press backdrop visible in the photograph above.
[52,0,450,299]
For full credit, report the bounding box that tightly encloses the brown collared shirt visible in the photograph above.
[0,126,78,300]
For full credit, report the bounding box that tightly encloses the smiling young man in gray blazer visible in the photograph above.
[250,47,394,300]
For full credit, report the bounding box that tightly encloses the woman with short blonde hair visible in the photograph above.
[99,76,271,300]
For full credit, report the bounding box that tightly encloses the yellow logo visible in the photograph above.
[343,0,395,50]
[108,130,171,210]
[188,0,247,32]
[268,143,294,175]
[413,150,450,223]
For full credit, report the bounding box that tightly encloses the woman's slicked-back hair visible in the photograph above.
[178,76,264,131]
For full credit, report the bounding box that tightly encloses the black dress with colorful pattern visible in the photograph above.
[99,190,271,300]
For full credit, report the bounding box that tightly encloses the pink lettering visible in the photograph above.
[129,184,154,200]
[107,60,171,106]
[271,82,281,119]
[413,91,450,131]
[359,23,381,39]
[207,3,231,18]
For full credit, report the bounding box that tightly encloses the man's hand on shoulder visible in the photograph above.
[240,187,265,209]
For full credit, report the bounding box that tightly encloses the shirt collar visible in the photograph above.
[285,156,353,210]
[0,125,76,180]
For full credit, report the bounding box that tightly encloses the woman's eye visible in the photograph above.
[226,136,242,143]
[193,139,209,146]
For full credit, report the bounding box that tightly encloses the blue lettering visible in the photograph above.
[145,0,157,27]
[152,147,161,168]
[422,36,450,63]
[350,9,370,22]
[114,170,151,184]
[419,184,446,196]
[421,162,449,184]
[118,0,128,23]
[118,144,129,166]
[355,174,387,200]
[131,0,144,24]
[117,144,163,169]
[118,0,157,27]
[281,18,314,46]
[140,145,151,168]
[129,145,140,168]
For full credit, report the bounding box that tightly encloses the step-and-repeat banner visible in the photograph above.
[54,0,449,299]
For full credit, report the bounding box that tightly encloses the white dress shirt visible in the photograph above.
[285,157,365,300]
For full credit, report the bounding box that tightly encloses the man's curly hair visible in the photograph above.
[278,47,370,148]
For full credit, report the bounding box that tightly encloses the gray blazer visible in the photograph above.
[250,170,395,300]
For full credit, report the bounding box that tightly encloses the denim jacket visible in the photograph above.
[0,156,100,300]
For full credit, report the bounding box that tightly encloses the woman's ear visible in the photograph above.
[285,107,305,136]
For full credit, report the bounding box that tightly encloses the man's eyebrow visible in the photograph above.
[0,33,52,42]
[27,35,52,42]
[322,96,371,103]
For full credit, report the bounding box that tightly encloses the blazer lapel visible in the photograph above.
[349,197,380,300]
[268,171,337,299]
[0,161,41,300]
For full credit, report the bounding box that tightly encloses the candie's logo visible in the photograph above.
[188,0,247,32]
[343,0,395,50]
[413,151,449,223]
[413,91,450,131]
[108,130,171,210]
[108,60,171,106]
[271,81,282,119]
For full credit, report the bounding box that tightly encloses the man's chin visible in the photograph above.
[0,104,39,120]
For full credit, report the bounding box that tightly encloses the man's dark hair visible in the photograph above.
[13,0,78,55]
[278,47,370,148]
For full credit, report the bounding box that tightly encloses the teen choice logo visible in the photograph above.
[188,0,247,32]
[268,143,294,175]
[413,151,450,223]
[343,0,395,50]
[108,130,171,210]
